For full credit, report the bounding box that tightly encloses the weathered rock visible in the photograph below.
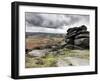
[74,38,89,48]
[65,38,74,45]
[77,31,89,35]
[75,33,89,39]
[64,44,74,49]
[28,50,48,57]
[66,30,77,38]
[25,49,32,54]
[67,27,78,33]
[65,25,89,49]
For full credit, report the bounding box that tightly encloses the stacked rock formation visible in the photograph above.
[65,25,89,49]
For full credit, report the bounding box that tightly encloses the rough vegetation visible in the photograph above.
[25,49,89,68]
[25,25,90,68]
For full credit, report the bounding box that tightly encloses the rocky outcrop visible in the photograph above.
[65,25,89,49]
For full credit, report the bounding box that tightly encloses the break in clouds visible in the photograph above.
[25,12,90,33]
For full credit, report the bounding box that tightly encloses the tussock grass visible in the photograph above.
[25,49,89,68]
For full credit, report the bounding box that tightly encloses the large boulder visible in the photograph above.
[65,25,89,49]
[28,49,48,57]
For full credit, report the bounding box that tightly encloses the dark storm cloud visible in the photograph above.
[26,13,43,27]
[25,12,89,29]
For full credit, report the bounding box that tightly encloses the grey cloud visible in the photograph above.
[25,12,89,29]
[64,15,89,26]
[26,13,43,26]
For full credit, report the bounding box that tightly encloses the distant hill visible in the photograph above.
[26,32,65,38]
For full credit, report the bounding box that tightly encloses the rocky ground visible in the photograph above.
[25,49,89,68]
[25,25,90,68]
[57,57,89,66]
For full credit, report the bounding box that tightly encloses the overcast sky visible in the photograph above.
[25,12,90,33]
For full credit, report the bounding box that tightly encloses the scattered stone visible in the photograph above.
[25,49,32,54]
[35,58,44,65]
[28,49,48,57]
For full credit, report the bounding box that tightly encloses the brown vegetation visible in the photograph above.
[26,36,64,50]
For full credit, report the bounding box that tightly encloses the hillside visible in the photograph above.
[26,32,65,50]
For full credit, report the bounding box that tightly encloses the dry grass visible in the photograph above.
[25,49,89,68]
[26,36,63,49]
